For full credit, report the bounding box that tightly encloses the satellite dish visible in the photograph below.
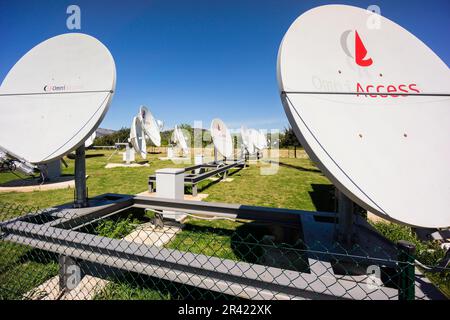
[172,125,189,156]
[210,118,233,158]
[157,120,164,131]
[241,126,255,155]
[129,116,146,159]
[138,105,161,147]
[85,132,96,148]
[254,130,268,151]
[0,33,116,164]
[277,5,450,228]
[247,129,262,152]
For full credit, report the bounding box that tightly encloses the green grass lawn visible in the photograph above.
[0,149,448,299]
[0,150,187,208]
[201,158,333,211]
[0,150,331,211]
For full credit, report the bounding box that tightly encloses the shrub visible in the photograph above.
[372,222,445,266]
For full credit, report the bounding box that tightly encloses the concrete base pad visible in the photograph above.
[208,177,234,182]
[24,275,109,300]
[0,175,88,193]
[136,190,209,201]
[124,222,182,247]
[105,163,149,169]
[158,157,191,161]
[367,212,389,224]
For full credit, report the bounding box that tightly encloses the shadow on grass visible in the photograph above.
[309,183,335,212]
[171,220,310,273]
[231,222,310,273]
[0,174,75,187]
[0,243,59,300]
[276,161,322,173]
[67,153,104,159]
[94,271,242,300]
[184,167,243,194]
[17,248,59,266]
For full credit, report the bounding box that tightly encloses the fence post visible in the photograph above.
[397,240,416,300]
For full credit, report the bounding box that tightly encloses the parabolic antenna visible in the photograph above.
[157,120,164,131]
[129,116,147,159]
[138,105,161,147]
[210,118,233,158]
[277,5,450,227]
[172,125,189,155]
[0,33,116,164]
[247,129,263,152]
[85,132,96,148]
[255,130,268,151]
[240,126,255,155]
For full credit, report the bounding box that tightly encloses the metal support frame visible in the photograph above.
[213,147,218,164]
[0,146,38,176]
[192,184,198,197]
[38,159,61,181]
[74,145,87,208]
[148,160,245,194]
[125,144,131,165]
[0,193,443,300]
[107,142,133,164]
[336,190,354,246]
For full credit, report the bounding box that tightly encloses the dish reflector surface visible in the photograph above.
[138,106,161,147]
[157,120,164,131]
[240,126,255,155]
[210,119,233,158]
[173,125,189,155]
[85,132,96,148]
[277,5,450,227]
[0,33,116,164]
[254,130,268,151]
[129,116,147,159]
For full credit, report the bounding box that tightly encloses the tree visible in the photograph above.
[279,127,301,148]
[94,127,130,146]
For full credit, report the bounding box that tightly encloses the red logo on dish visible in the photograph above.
[340,30,373,67]
[340,30,421,97]
[356,83,420,98]
[354,31,373,67]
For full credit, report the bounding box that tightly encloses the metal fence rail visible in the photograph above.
[0,200,448,300]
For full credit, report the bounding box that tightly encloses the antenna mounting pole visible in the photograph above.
[74,145,87,208]
[336,189,354,246]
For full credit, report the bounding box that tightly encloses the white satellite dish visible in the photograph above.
[240,126,256,155]
[254,130,268,151]
[210,118,233,159]
[172,125,189,156]
[85,132,96,148]
[277,5,450,228]
[138,105,161,147]
[157,120,164,131]
[0,33,116,164]
[246,129,262,152]
[129,116,147,159]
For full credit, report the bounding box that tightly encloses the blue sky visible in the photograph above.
[1,0,449,131]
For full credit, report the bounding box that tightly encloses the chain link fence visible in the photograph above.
[0,201,448,300]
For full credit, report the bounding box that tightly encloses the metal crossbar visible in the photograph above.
[148,160,245,195]
[0,195,448,300]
